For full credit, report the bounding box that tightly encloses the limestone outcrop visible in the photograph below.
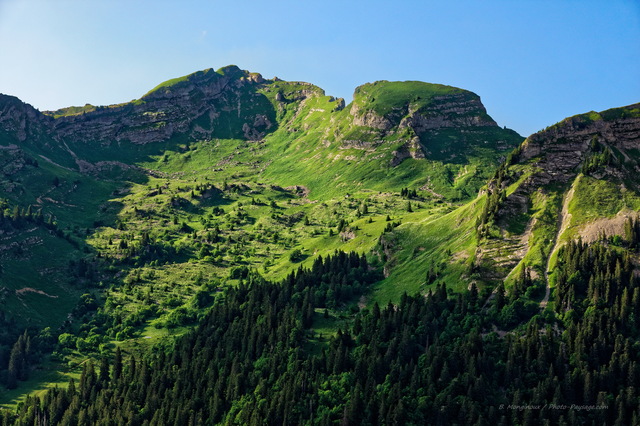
[519,104,640,187]
[50,66,271,145]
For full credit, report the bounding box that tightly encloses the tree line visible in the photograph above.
[5,241,640,424]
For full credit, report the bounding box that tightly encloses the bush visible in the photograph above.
[229,266,249,279]
[289,248,304,262]
[58,333,76,349]
[165,307,196,328]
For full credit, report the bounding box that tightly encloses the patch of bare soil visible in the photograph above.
[579,210,640,243]
[358,295,367,309]
[450,250,468,263]
[15,287,58,298]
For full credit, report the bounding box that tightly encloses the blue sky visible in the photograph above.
[0,0,638,136]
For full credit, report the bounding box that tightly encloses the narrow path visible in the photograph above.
[540,183,576,309]
[36,185,56,205]
[37,154,75,171]
[540,268,551,308]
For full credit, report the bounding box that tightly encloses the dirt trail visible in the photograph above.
[15,287,58,298]
[540,184,575,309]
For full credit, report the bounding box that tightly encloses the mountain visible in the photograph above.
[374,102,640,297]
[478,103,640,283]
[2,65,521,193]
[0,66,521,327]
[2,66,640,423]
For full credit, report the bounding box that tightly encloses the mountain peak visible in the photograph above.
[141,65,260,100]
[519,102,640,185]
[349,80,497,131]
[44,66,273,144]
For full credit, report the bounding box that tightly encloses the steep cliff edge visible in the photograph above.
[475,103,640,288]
[519,104,640,186]
[0,94,51,143]
[49,65,275,146]
[350,80,496,131]
[345,80,517,165]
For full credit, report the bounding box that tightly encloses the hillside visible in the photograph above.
[0,66,522,405]
[474,103,640,288]
[0,66,521,328]
[1,67,640,423]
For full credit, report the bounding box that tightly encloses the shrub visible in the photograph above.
[289,248,304,262]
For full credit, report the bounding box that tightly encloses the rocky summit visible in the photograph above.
[520,104,640,185]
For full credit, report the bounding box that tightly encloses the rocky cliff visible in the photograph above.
[492,103,640,226]
[344,80,516,165]
[48,66,274,145]
[349,81,496,133]
[518,104,640,187]
[0,94,51,142]
[477,103,640,286]
[0,66,275,150]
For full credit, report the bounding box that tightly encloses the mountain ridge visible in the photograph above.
[3,66,640,418]
[0,66,522,335]
[0,66,522,198]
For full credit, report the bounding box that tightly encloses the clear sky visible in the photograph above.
[0,0,638,136]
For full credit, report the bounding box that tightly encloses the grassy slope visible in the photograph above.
[0,76,525,406]
[260,81,521,199]
[372,198,482,304]
[0,129,125,328]
[352,80,464,117]
[0,77,523,332]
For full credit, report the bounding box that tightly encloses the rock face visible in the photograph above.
[50,66,273,145]
[398,93,497,132]
[349,91,496,133]
[345,81,511,165]
[476,103,640,287]
[493,103,640,246]
[350,104,394,130]
[349,82,496,133]
[519,104,640,187]
[390,137,426,166]
[0,94,50,142]
[0,66,276,149]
